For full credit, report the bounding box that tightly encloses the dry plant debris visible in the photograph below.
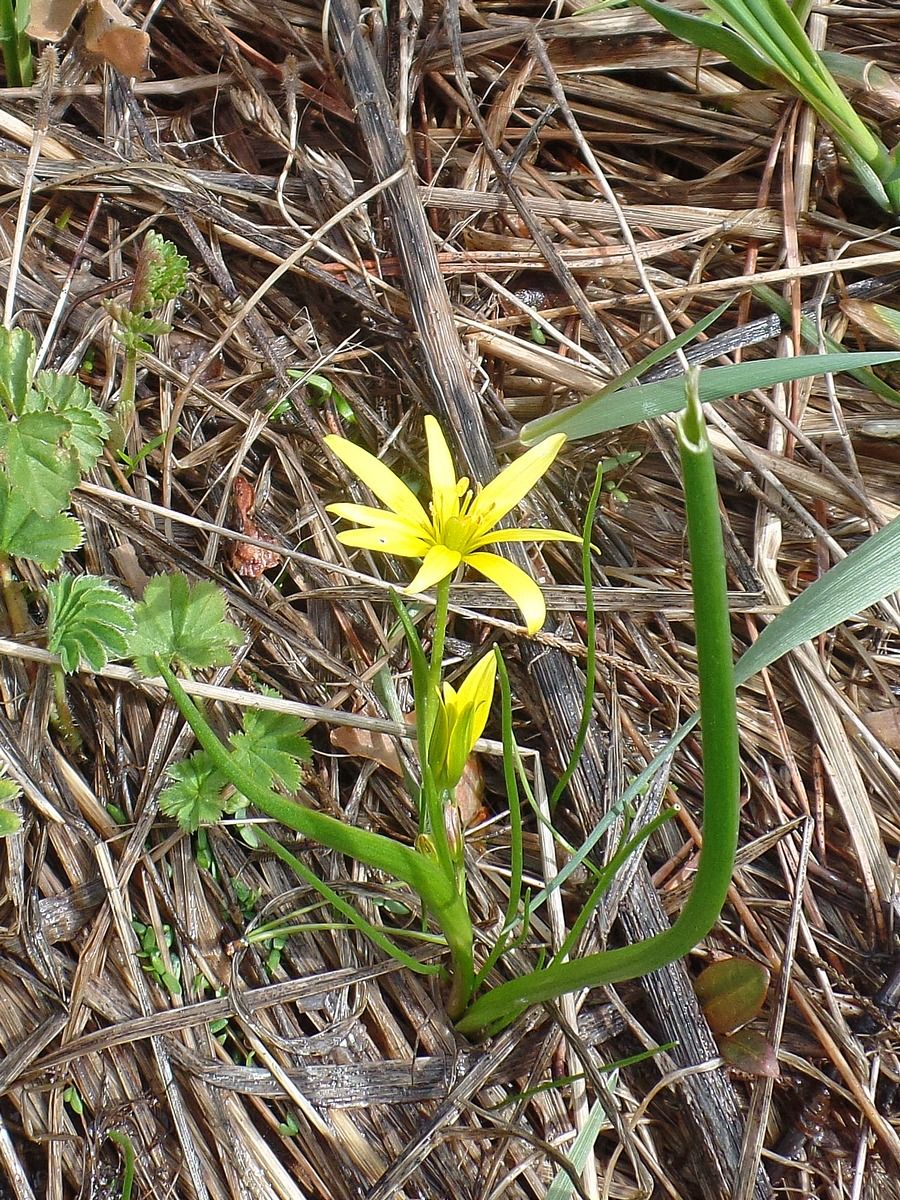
[0,1,899,1198]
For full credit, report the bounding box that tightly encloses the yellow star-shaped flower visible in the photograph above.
[325,416,580,634]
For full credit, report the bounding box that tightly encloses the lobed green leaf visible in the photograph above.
[34,371,111,473]
[131,573,242,674]
[160,753,229,832]
[229,708,311,793]
[0,479,82,569]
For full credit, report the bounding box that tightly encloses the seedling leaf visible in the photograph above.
[48,575,136,672]
[131,573,242,673]
[0,767,21,837]
[143,231,189,309]
[695,956,769,1034]
[0,479,82,569]
[229,708,311,792]
[719,1027,780,1078]
[160,753,229,832]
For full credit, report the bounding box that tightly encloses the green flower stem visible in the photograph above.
[456,371,740,1036]
[110,346,138,454]
[155,658,475,1014]
[426,575,451,731]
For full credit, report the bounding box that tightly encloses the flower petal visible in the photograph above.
[455,652,497,750]
[405,544,462,594]
[425,416,460,534]
[336,528,431,557]
[467,434,567,538]
[476,528,582,546]
[464,551,546,634]
[325,435,430,527]
[327,502,428,538]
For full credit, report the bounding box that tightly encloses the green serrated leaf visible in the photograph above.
[0,327,35,416]
[131,573,242,674]
[229,708,311,792]
[0,479,83,569]
[34,371,110,473]
[0,410,78,517]
[160,752,228,832]
[47,575,136,673]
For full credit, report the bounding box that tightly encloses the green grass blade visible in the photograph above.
[521,351,900,443]
[736,512,900,687]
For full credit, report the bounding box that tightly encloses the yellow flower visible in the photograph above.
[325,417,579,633]
[429,652,497,791]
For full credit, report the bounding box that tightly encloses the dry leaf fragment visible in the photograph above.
[330,725,404,776]
[83,0,149,77]
[27,0,84,42]
[862,706,900,751]
[227,477,282,578]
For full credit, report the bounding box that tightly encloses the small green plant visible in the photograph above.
[105,230,188,452]
[131,917,182,997]
[634,0,900,211]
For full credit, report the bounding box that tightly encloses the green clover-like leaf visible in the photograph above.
[0,478,83,569]
[47,575,136,673]
[160,752,228,832]
[229,708,311,793]
[131,573,242,674]
[0,327,35,416]
[33,371,111,474]
[0,409,78,517]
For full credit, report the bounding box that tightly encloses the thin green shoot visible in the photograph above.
[553,805,677,965]
[252,826,445,976]
[106,1129,135,1200]
[472,650,525,986]
[550,463,604,809]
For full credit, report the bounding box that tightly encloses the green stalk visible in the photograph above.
[0,553,28,635]
[456,370,740,1036]
[109,345,138,455]
[51,664,82,752]
[155,658,475,1013]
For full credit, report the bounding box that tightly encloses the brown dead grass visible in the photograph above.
[0,1,900,1198]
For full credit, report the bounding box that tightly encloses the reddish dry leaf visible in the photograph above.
[330,725,404,777]
[862,706,900,751]
[719,1027,780,1079]
[227,477,282,578]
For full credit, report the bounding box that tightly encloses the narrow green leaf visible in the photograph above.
[736,512,900,687]
[633,0,777,84]
[521,351,900,443]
